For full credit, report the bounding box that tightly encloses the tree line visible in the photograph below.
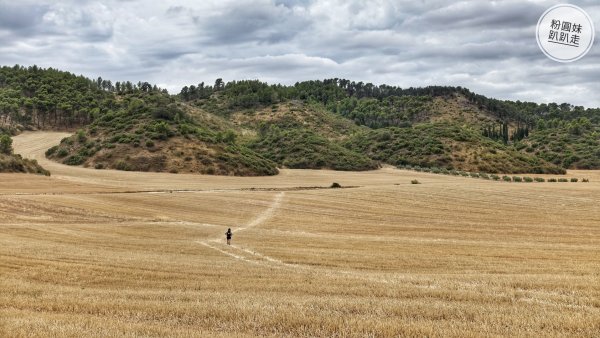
[178,78,600,134]
[0,65,168,130]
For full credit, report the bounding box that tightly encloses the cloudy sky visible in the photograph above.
[1,0,600,107]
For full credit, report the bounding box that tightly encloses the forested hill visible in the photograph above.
[1,65,277,176]
[179,78,600,173]
[2,65,599,175]
[0,65,114,130]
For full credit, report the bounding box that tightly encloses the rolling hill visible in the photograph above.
[2,65,599,175]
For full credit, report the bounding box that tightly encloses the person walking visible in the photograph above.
[225,228,233,245]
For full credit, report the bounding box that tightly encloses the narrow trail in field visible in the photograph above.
[197,192,286,266]
[195,190,384,278]
[193,191,386,282]
[240,192,284,231]
[194,192,414,286]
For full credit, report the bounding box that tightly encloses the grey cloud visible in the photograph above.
[41,2,115,41]
[410,40,539,62]
[406,1,547,31]
[0,0,599,107]
[193,3,310,45]
[0,3,49,33]
[166,6,186,15]
[274,0,312,8]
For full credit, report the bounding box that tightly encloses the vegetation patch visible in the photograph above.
[248,127,378,171]
[0,132,49,175]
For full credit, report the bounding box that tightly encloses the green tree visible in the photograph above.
[214,78,224,91]
[0,134,13,154]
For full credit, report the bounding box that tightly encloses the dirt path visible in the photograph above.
[240,192,284,230]
[197,192,286,267]
[194,192,411,285]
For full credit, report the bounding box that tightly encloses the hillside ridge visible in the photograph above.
[2,65,599,175]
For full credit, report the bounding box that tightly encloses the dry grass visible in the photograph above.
[1,132,599,337]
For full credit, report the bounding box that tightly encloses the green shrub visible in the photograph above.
[151,121,173,140]
[64,155,85,166]
[491,174,500,180]
[460,172,469,177]
[479,173,490,180]
[558,178,568,182]
[45,146,58,156]
[548,178,557,182]
[512,176,523,182]
[411,179,420,184]
[503,175,512,182]
[470,172,480,178]
[57,148,69,157]
[570,178,578,182]
[534,177,545,182]
[0,134,12,155]
[94,163,104,169]
[115,160,131,171]
[218,130,237,144]
[145,140,155,148]
[330,182,342,188]
[117,134,135,144]
[523,177,534,182]
[77,130,87,143]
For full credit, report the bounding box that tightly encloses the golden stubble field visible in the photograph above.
[1,132,599,337]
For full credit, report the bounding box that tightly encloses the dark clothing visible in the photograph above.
[225,229,232,245]
[225,228,233,245]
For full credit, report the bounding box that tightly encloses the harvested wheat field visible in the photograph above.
[1,132,599,337]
